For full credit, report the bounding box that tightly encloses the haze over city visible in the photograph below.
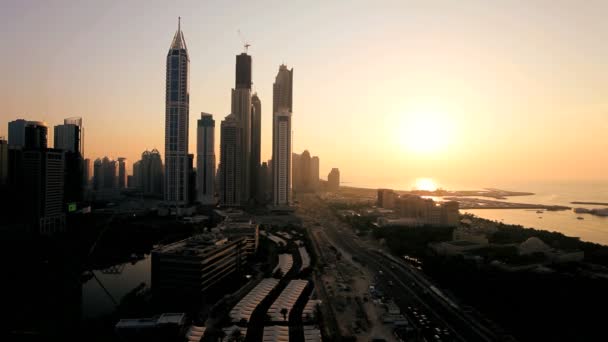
[2,0,606,188]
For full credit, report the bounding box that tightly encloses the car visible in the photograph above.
[388,280,394,286]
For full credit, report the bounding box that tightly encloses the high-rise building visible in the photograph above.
[197,113,215,205]
[272,65,294,206]
[134,149,164,196]
[272,110,292,205]
[22,147,65,234]
[188,154,196,205]
[273,65,293,115]
[311,156,320,191]
[93,158,102,190]
[300,150,312,191]
[164,18,190,206]
[55,118,85,203]
[219,114,242,206]
[231,52,253,203]
[327,168,340,192]
[8,119,27,147]
[250,93,261,200]
[0,139,7,185]
[54,117,83,154]
[24,121,48,149]
[83,158,92,188]
[117,157,127,189]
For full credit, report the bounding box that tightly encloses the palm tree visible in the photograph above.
[280,308,289,321]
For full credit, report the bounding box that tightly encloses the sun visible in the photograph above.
[398,109,454,155]
[414,178,438,191]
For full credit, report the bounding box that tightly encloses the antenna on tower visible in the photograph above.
[237,29,250,53]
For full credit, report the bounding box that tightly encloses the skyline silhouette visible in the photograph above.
[1,0,606,188]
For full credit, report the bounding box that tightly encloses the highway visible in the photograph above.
[298,195,503,342]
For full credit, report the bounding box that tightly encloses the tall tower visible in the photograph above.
[197,113,215,205]
[231,52,252,204]
[272,65,294,206]
[8,119,27,147]
[250,93,261,200]
[117,157,127,189]
[219,114,242,206]
[164,17,190,205]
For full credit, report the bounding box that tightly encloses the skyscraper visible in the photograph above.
[133,149,164,196]
[24,121,48,149]
[0,139,7,185]
[164,18,190,206]
[272,65,293,206]
[273,110,292,205]
[8,119,27,147]
[197,113,215,205]
[231,52,252,203]
[311,156,320,191]
[219,114,242,206]
[54,117,83,154]
[328,168,340,192]
[55,117,84,203]
[117,157,127,189]
[273,65,293,115]
[251,93,261,200]
[22,148,65,234]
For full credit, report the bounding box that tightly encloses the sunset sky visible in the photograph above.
[1,0,606,189]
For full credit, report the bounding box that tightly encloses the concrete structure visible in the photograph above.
[164,18,190,205]
[54,117,83,154]
[327,168,340,191]
[272,109,292,206]
[8,119,27,147]
[377,189,397,209]
[22,148,65,234]
[263,326,289,342]
[196,113,215,204]
[230,278,279,322]
[115,313,186,342]
[274,253,293,277]
[310,156,319,191]
[133,149,164,196]
[267,279,309,321]
[231,52,253,204]
[251,93,262,200]
[0,139,7,185]
[24,121,48,149]
[117,157,127,189]
[219,114,242,206]
[216,221,259,256]
[151,234,250,300]
[272,65,293,206]
[299,246,311,271]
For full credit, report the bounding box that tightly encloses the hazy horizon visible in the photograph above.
[1,0,606,186]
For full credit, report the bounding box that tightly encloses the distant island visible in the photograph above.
[572,201,608,206]
[404,188,534,200]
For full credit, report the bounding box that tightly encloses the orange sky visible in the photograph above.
[1,1,606,189]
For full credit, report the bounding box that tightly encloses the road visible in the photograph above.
[298,194,503,342]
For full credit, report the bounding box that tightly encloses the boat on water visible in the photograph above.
[577,216,584,220]
[536,210,544,214]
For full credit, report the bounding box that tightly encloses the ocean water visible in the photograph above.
[355,180,608,245]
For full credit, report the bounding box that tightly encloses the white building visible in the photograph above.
[197,113,215,204]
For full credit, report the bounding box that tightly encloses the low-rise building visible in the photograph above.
[151,234,250,301]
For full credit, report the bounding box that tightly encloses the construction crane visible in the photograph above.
[237,29,251,53]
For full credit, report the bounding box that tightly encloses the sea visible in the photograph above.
[355,180,608,245]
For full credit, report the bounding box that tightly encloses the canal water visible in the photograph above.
[82,255,151,318]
